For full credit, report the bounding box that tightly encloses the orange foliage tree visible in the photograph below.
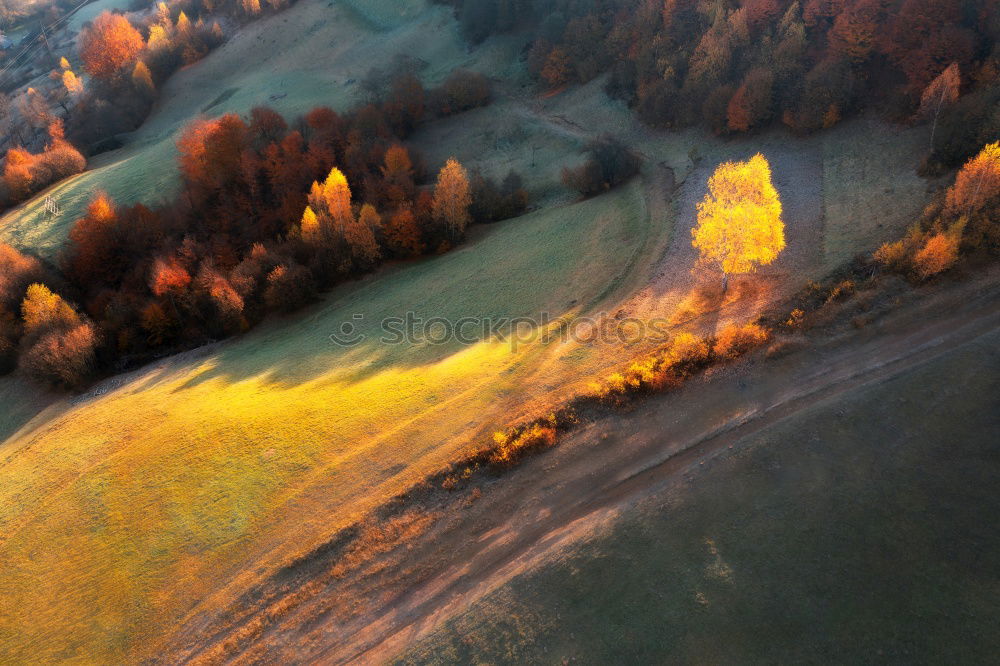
[691,153,785,291]
[150,256,192,297]
[945,141,1000,216]
[827,0,883,64]
[913,227,962,279]
[433,158,472,239]
[66,193,121,285]
[79,11,145,81]
[383,206,423,257]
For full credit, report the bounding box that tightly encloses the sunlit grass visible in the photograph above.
[0,180,658,663]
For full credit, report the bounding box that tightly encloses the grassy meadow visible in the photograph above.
[0,181,664,663]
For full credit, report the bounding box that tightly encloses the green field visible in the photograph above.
[398,327,1000,664]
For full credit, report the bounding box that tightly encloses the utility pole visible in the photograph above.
[39,28,57,68]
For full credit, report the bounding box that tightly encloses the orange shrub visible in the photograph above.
[874,239,909,270]
[0,243,44,308]
[713,323,771,359]
[490,422,558,467]
[2,135,86,206]
[913,230,961,279]
[668,332,711,372]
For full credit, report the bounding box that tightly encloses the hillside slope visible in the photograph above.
[395,278,1000,664]
[165,271,1000,664]
[0,0,959,662]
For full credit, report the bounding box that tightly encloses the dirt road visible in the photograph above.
[164,270,1000,665]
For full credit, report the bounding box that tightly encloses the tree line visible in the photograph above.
[440,0,999,170]
[0,70,527,388]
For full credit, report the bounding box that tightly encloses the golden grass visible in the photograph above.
[0,181,657,663]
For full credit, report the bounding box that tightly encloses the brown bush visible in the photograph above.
[825,279,855,303]
[562,136,640,197]
[19,322,99,389]
[436,69,492,115]
[765,334,808,359]
[0,243,45,309]
[264,264,316,312]
[1,127,86,207]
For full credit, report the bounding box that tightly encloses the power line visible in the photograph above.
[0,0,96,85]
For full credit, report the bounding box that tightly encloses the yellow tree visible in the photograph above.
[307,167,354,234]
[21,283,80,334]
[691,153,785,291]
[302,168,380,268]
[945,141,1000,217]
[300,205,320,242]
[62,69,84,98]
[132,61,155,96]
[433,158,472,239]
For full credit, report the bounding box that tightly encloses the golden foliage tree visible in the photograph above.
[300,205,320,242]
[176,10,192,33]
[433,158,472,238]
[21,283,79,334]
[147,24,171,50]
[913,222,964,279]
[79,11,145,81]
[306,167,354,235]
[132,60,155,95]
[691,153,785,290]
[302,168,380,267]
[61,69,84,97]
[945,141,1000,217]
